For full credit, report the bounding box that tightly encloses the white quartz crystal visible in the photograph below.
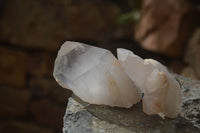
[117,48,182,118]
[53,41,141,108]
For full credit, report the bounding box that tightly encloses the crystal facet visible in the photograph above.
[117,48,182,118]
[53,41,141,108]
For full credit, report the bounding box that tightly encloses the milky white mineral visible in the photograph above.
[117,48,182,118]
[53,41,141,108]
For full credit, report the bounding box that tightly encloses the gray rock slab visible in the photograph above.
[63,75,200,133]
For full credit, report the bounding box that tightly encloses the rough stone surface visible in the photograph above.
[63,75,200,133]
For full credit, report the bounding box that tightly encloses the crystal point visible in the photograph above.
[53,41,141,108]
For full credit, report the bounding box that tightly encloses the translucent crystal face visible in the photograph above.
[117,48,182,118]
[53,41,141,108]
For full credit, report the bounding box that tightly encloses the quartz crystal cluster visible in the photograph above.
[53,41,182,118]
[117,49,182,118]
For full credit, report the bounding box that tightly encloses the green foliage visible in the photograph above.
[116,10,140,25]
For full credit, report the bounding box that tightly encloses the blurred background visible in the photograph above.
[0,0,200,133]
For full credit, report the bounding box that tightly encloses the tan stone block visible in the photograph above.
[27,52,54,76]
[0,120,54,133]
[0,0,120,50]
[0,47,27,87]
[181,67,198,80]
[0,87,31,116]
[29,77,71,104]
[30,99,65,129]
[184,29,200,79]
